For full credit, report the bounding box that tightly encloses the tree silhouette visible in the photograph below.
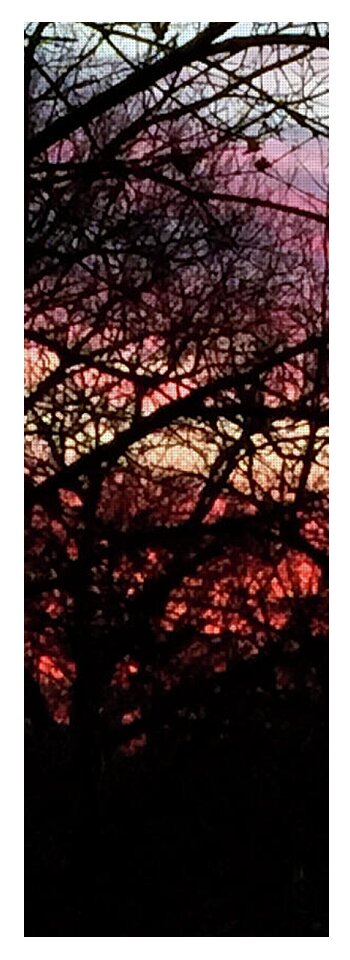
[25,22,328,935]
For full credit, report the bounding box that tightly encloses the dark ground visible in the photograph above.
[25,668,328,936]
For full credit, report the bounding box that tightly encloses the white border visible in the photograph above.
[2,6,346,955]
[22,5,330,21]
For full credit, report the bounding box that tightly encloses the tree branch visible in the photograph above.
[27,23,234,159]
[25,332,327,511]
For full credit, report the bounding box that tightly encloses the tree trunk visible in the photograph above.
[69,660,106,931]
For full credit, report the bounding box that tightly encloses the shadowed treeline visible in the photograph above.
[25,628,328,935]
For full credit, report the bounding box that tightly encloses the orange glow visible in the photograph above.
[122,708,142,726]
[44,599,64,619]
[205,497,227,521]
[66,539,79,560]
[38,655,66,682]
[25,341,59,388]
[59,489,83,508]
[142,379,192,416]
[273,554,320,598]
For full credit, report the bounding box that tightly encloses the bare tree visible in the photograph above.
[24,21,328,768]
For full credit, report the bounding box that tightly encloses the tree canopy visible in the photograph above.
[25,21,328,747]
